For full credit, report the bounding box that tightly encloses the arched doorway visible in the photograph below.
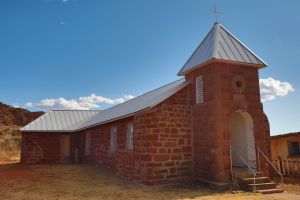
[230,111,256,168]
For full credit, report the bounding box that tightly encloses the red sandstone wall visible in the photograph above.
[20,84,192,185]
[263,113,271,158]
[81,117,135,180]
[70,133,82,163]
[185,62,269,182]
[20,63,269,186]
[133,86,193,185]
[21,132,60,164]
[21,132,81,164]
[80,86,192,185]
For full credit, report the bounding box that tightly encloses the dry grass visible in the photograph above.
[0,163,288,200]
[0,126,21,162]
[276,177,300,195]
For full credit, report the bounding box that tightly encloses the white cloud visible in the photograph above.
[25,102,33,107]
[12,104,21,108]
[259,77,294,102]
[12,104,26,109]
[26,94,135,111]
[78,94,134,105]
[24,78,293,111]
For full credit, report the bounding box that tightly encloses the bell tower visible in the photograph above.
[178,23,270,184]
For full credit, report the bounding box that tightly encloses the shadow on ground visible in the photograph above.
[0,163,286,200]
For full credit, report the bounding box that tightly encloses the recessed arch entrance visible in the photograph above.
[230,111,256,168]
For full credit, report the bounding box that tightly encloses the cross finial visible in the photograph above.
[211,5,220,23]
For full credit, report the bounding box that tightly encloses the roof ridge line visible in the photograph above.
[77,79,189,131]
[212,22,220,59]
[178,23,267,76]
[97,78,186,113]
[219,24,268,66]
[21,79,188,132]
[177,25,215,76]
[50,109,101,111]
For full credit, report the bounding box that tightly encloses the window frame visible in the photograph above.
[85,132,91,155]
[126,123,134,150]
[196,75,204,104]
[288,141,300,156]
[110,126,117,152]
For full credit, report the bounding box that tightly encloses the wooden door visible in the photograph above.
[230,111,256,168]
[60,135,70,162]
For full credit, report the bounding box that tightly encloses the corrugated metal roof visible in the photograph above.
[21,110,101,132]
[178,23,267,76]
[271,132,300,138]
[21,79,189,132]
[83,79,188,129]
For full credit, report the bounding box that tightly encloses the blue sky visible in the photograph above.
[0,0,299,135]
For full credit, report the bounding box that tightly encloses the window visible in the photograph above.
[232,76,245,91]
[235,80,243,88]
[85,132,91,155]
[110,127,117,152]
[126,123,134,150]
[288,141,300,156]
[196,75,204,104]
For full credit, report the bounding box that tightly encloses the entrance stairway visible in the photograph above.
[232,168,284,194]
[230,146,284,194]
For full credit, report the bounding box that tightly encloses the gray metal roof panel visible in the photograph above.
[82,78,188,129]
[178,23,267,76]
[21,79,189,132]
[21,110,101,132]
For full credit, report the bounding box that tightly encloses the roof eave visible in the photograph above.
[78,80,190,131]
[178,59,267,76]
[21,130,75,133]
[270,132,300,139]
[22,80,190,133]
[77,112,140,132]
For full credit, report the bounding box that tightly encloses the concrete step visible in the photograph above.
[257,188,284,194]
[232,169,284,194]
[242,177,270,184]
[233,170,263,179]
[248,171,264,177]
[248,182,277,190]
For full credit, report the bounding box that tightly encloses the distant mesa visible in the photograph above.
[0,102,43,127]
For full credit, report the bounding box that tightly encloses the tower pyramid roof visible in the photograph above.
[178,23,267,76]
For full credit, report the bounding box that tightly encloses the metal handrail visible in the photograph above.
[230,146,257,191]
[230,146,234,183]
[257,146,284,189]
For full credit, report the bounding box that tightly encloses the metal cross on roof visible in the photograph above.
[211,5,220,23]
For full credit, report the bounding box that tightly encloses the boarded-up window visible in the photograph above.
[85,132,91,155]
[288,141,300,156]
[126,123,133,150]
[110,127,117,152]
[196,75,204,104]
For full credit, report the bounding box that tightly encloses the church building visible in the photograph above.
[21,22,274,190]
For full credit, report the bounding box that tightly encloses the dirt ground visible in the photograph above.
[0,162,299,200]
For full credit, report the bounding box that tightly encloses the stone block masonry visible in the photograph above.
[21,132,60,164]
[80,86,193,185]
[186,62,270,183]
[133,87,193,185]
